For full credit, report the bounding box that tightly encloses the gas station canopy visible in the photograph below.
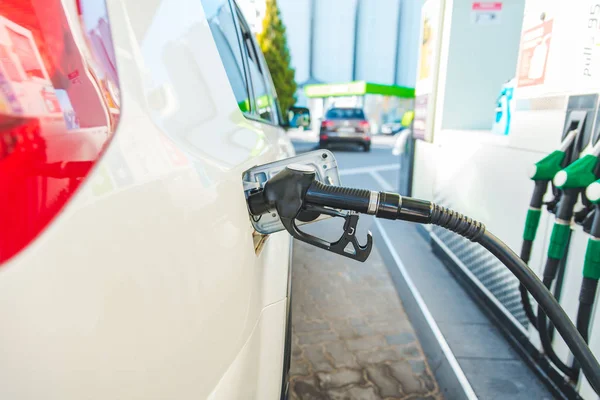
[304,81,415,99]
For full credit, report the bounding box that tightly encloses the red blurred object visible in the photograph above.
[320,134,328,140]
[0,0,67,80]
[321,120,334,129]
[41,87,61,113]
[364,136,371,141]
[0,0,120,264]
[359,120,370,131]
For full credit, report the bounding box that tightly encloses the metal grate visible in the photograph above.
[432,224,529,328]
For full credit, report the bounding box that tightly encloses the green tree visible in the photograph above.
[257,0,297,122]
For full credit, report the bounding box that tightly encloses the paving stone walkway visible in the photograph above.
[289,239,443,400]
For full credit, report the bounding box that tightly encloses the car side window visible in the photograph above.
[260,52,284,124]
[202,0,251,113]
[235,8,278,124]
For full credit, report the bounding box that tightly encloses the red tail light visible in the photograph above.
[359,120,370,131]
[0,0,121,264]
[320,134,328,140]
[321,120,334,129]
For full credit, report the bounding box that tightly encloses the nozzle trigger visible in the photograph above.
[280,206,372,262]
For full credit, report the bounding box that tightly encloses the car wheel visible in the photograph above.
[363,143,371,152]
[319,141,328,149]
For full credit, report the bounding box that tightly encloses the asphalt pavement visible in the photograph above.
[292,138,398,168]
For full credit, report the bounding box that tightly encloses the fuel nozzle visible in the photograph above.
[247,164,375,261]
[246,163,437,261]
[584,180,600,271]
[520,130,577,263]
[553,154,600,193]
[545,142,600,261]
[582,182,600,323]
[248,164,485,261]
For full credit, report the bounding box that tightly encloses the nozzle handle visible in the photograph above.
[305,181,371,213]
[305,181,407,220]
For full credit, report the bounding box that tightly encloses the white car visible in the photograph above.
[0,0,301,398]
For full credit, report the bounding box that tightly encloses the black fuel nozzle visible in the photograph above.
[575,201,594,225]
[581,208,596,234]
[247,164,486,261]
[247,164,375,262]
[544,187,561,215]
[247,163,445,262]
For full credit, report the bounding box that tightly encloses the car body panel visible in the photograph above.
[0,0,292,398]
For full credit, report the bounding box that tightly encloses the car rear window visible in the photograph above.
[325,108,366,119]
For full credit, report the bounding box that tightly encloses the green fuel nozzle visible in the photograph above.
[567,179,600,348]
[529,150,568,181]
[529,129,578,182]
[520,131,578,262]
[545,140,600,262]
[586,180,600,206]
[554,155,600,190]
[554,138,600,191]
[556,140,600,225]
[584,180,600,281]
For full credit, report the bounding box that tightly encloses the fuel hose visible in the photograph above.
[536,189,578,379]
[247,167,600,394]
[519,180,548,329]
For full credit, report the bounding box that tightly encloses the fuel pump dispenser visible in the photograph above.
[509,91,600,394]
[243,150,600,395]
[519,129,578,328]
[532,140,600,379]
[519,107,591,329]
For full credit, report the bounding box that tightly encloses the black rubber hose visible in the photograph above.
[519,239,538,329]
[536,275,577,380]
[519,239,537,330]
[520,181,549,260]
[542,257,564,344]
[569,275,598,379]
[520,240,534,265]
[577,304,593,345]
[520,282,538,329]
[427,203,599,387]
[477,230,600,393]
[577,277,599,343]
[519,181,548,329]
[429,203,485,240]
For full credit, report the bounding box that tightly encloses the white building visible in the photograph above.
[238,0,422,105]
